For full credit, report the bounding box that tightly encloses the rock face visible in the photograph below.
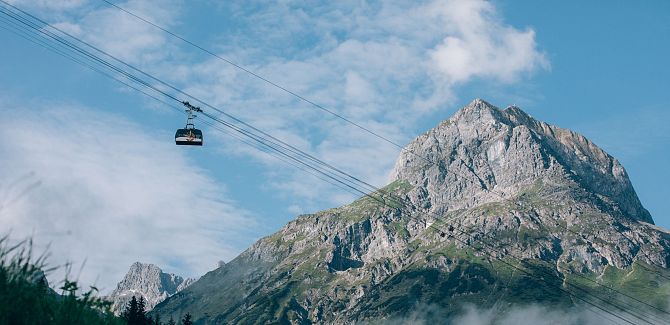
[108,262,195,315]
[153,99,670,324]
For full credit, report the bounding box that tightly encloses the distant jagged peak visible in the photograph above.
[126,261,161,276]
[108,261,195,315]
[130,261,157,269]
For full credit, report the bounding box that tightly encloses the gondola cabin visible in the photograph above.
[175,128,203,146]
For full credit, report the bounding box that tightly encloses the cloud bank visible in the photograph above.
[0,101,258,292]
[385,303,616,325]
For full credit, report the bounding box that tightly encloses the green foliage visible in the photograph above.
[0,236,122,325]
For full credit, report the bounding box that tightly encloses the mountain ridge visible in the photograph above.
[152,99,670,324]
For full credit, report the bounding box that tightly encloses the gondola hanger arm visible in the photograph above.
[182,101,203,113]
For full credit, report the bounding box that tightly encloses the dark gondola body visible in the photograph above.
[175,128,203,146]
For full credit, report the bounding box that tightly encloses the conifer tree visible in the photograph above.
[152,313,162,325]
[122,296,140,324]
[138,296,149,324]
[122,295,154,325]
[181,313,193,325]
[166,317,176,325]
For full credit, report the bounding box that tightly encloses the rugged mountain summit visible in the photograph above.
[108,262,195,315]
[153,99,670,324]
[392,99,651,224]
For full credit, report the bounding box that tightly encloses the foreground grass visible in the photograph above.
[0,236,122,325]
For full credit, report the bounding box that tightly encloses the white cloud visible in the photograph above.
[74,0,178,64]
[0,101,258,293]
[428,0,549,84]
[10,0,181,65]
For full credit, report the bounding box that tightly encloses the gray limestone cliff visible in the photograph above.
[152,99,670,324]
[108,262,195,315]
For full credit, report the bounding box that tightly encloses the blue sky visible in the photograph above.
[0,0,668,291]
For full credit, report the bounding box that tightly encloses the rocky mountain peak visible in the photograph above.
[391,99,651,223]
[451,98,504,123]
[107,262,195,315]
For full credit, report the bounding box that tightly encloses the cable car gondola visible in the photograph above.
[175,128,203,146]
[176,101,204,146]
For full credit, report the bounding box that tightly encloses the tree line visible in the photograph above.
[122,296,192,325]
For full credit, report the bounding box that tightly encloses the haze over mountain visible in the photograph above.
[152,99,670,324]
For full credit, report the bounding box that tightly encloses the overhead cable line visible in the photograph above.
[90,1,503,211]
[0,18,364,200]
[0,4,389,206]
[0,1,395,206]
[16,1,391,200]
[98,0,511,197]
[0,0,668,322]
[98,0,417,155]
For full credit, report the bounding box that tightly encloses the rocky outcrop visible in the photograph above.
[108,262,195,315]
[153,99,670,324]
